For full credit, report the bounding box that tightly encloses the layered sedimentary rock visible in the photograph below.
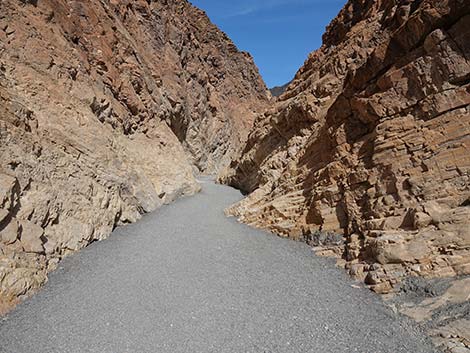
[224,0,470,296]
[0,0,267,311]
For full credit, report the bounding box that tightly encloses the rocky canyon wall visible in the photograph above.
[223,0,470,295]
[0,0,267,312]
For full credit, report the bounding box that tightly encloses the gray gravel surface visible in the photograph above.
[0,180,438,353]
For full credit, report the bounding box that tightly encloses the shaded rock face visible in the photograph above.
[138,1,269,173]
[269,82,291,98]
[0,0,267,310]
[223,0,470,295]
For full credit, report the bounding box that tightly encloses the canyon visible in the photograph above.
[0,0,469,352]
[0,180,439,353]
[0,0,268,313]
[222,0,470,350]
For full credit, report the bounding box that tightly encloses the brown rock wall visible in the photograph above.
[224,0,470,293]
[0,0,267,310]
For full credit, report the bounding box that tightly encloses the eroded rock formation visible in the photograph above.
[224,3,470,347]
[0,0,268,312]
[224,0,470,294]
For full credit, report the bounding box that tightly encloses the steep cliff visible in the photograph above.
[224,0,470,294]
[0,0,268,311]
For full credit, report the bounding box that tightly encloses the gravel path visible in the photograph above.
[0,180,438,353]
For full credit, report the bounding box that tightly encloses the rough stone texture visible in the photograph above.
[224,0,470,296]
[387,276,470,352]
[0,180,440,353]
[222,0,470,349]
[0,0,267,311]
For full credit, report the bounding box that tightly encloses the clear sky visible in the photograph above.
[190,0,346,88]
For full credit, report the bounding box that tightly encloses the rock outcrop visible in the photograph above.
[223,2,470,348]
[0,0,267,312]
[269,82,291,98]
[224,0,470,294]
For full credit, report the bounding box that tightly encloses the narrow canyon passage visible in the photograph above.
[0,180,437,353]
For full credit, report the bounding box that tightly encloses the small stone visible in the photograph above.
[371,281,393,294]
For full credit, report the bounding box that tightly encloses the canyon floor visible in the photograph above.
[0,180,438,353]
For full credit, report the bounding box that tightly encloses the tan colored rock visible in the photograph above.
[369,232,432,265]
[223,0,470,349]
[18,221,45,254]
[0,173,19,211]
[224,0,470,293]
[0,218,19,245]
[0,0,267,311]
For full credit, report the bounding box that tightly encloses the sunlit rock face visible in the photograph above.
[223,0,470,294]
[0,0,268,311]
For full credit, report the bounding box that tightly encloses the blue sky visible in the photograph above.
[190,0,345,88]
